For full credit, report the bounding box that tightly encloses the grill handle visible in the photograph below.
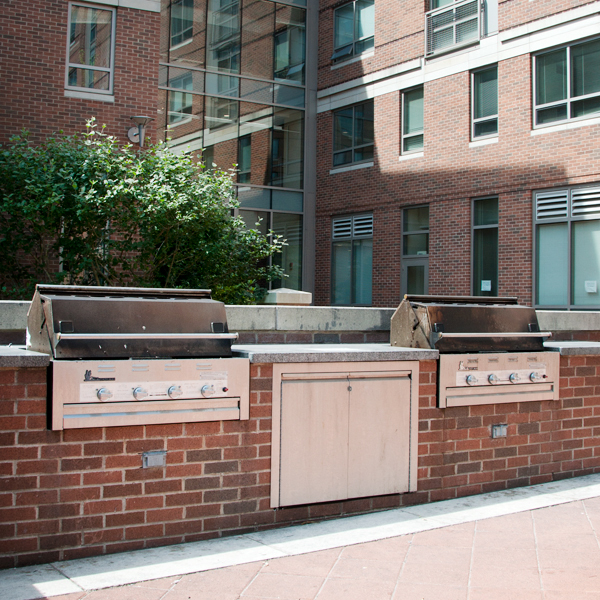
[437,332,552,338]
[56,333,239,341]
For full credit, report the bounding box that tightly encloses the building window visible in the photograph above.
[238,135,251,183]
[168,73,193,125]
[274,21,306,84]
[425,0,481,57]
[333,101,374,167]
[472,197,498,296]
[66,3,115,95]
[332,214,373,305]
[332,0,374,63]
[402,87,424,153]
[472,65,498,139]
[402,206,429,294]
[534,38,600,127]
[535,184,600,308]
[171,0,194,48]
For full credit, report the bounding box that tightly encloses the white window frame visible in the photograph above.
[65,2,116,96]
[533,37,600,129]
[331,0,374,64]
[471,65,498,140]
[401,87,424,155]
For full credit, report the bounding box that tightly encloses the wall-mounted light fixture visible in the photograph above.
[128,115,154,148]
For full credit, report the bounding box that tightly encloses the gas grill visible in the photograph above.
[390,295,560,408]
[27,285,249,430]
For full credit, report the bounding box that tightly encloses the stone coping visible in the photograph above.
[232,343,438,363]
[0,346,50,368]
[544,341,600,355]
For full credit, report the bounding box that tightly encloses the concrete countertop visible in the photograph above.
[0,345,50,368]
[232,343,438,363]
[544,341,600,355]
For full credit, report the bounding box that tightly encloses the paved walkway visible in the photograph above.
[3,474,600,600]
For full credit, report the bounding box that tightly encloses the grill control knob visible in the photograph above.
[168,385,183,399]
[96,388,113,401]
[466,374,478,386]
[509,373,520,383]
[530,372,545,383]
[133,386,148,400]
[488,374,499,385]
[201,384,216,398]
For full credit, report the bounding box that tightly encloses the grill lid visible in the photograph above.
[390,295,551,353]
[27,285,237,359]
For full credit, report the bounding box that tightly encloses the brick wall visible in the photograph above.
[0,1,159,145]
[2,355,600,568]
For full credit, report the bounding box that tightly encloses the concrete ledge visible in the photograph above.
[545,341,600,355]
[0,346,50,368]
[537,310,600,331]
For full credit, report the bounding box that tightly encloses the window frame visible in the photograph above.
[533,37,600,129]
[332,101,374,168]
[401,86,424,155]
[471,65,498,140]
[331,0,374,64]
[170,0,194,49]
[401,205,429,295]
[65,2,116,96]
[471,196,499,297]
[331,213,373,306]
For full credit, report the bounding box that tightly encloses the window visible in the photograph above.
[168,73,193,125]
[171,0,194,47]
[333,101,374,167]
[332,214,373,305]
[472,66,498,138]
[425,0,481,57]
[238,135,251,183]
[66,3,115,95]
[472,197,498,296]
[535,185,600,308]
[402,87,424,153]
[402,206,429,294]
[534,38,600,127]
[332,0,374,63]
[274,23,306,84]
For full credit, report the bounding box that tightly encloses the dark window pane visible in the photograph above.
[473,227,498,296]
[474,118,498,137]
[571,39,600,98]
[403,206,429,232]
[332,241,352,304]
[536,49,566,105]
[474,67,498,119]
[572,96,600,119]
[536,104,568,125]
[474,197,498,226]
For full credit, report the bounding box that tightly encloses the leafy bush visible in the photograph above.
[0,121,285,304]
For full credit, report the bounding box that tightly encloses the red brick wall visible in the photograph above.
[0,1,159,145]
[2,356,600,568]
[314,53,600,306]
[499,0,596,32]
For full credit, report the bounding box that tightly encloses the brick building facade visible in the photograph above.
[314,0,600,309]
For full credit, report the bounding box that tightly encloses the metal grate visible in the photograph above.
[333,214,373,239]
[425,0,480,57]
[535,190,568,220]
[571,187,600,218]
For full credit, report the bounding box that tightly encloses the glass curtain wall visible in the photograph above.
[159,0,307,290]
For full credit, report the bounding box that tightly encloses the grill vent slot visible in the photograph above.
[535,190,568,220]
[571,187,600,218]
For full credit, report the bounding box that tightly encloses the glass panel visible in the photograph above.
[333,150,353,166]
[270,108,304,188]
[239,210,269,234]
[456,17,478,44]
[354,37,374,55]
[572,220,600,306]
[272,213,303,290]
[273,83,305,108]
[332,241,352,304]
[403,134,423,153]
[240,0,274,80]
[536,104,568,125]
[239,78,272,104]
[536,49,567,105]
[272,190,303,212]
[473,227,498,296]
[238,187,271,209]
[354,102,374,147]
[474,197,498,226]
[404,206,429,232]
[352,238,373,304]
[474,119,498,137]
[206,72,239,96]
[168,91,194,125]
[354,145,373,162]
[164,92,204,151]
[572,96,600,119]
[571,39,600,98]
[69,6,112,68]
[333,108,354,152]
[239,102,272,186]
[355,0,374,40]
[432,0,454,8]
[206,0,240,73]
[407,265,425,295]
[536,223,568,306]
[67,68,110,90]
[404,88,424,135]
[168,67,204,94]
[238,135,251,183]
[403,233,429,256]
[334,3,354,50]
[171,0,194,47]
[474,67,497,119]
[274,6,306,84]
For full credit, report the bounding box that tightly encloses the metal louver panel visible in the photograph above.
[571,187,600,218]
[535,190,568,220]
[353,214,374,237]
[332,217,353,239]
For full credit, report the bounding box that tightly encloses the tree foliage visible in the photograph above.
[0,121,285,304]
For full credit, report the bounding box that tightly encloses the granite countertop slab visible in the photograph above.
[0,345,50,368]
[544,341,600,355]
[232,343,438,363]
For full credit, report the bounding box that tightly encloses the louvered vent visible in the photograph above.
[332,217,353,239]
[353,214,373,237]
[535,190,568,220]
[332,214,373,239]
[571,187,600,218]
